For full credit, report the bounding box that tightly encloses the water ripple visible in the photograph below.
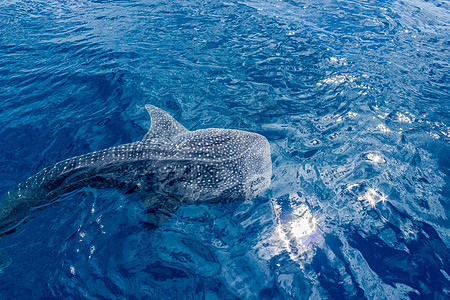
[0,0,449,298]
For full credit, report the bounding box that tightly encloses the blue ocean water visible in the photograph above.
[0,0,449,298]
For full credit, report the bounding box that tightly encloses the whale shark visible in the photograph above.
[0,105,272,235]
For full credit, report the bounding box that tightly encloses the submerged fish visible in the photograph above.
[0,105,272,234]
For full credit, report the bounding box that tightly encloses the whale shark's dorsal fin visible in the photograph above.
[143,105,189,141]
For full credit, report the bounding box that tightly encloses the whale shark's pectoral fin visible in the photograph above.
[138,191,183,228]
[143,105,189,142]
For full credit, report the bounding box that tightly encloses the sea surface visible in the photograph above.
[0,0,449,299]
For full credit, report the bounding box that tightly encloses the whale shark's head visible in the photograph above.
[229,130,272,200]
[144,105,272,203]
[171,128,272,202]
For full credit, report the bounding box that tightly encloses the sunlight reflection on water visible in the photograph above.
[272,193,321,263]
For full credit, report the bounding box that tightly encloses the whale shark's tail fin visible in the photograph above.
[143,105,189,142]
[0,251,12,273]
[0,193,26,237]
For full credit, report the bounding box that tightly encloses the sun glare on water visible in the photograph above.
[272,193,320,262]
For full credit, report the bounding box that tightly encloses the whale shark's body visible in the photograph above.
[0,105,272,234]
